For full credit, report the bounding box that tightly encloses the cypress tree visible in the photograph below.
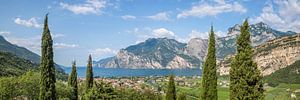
[166,75,176,100]
[85,54,93,92]
[201,26,217,100]
[39,13,56,100]
[68,61,78,100]
[229,19,264,100]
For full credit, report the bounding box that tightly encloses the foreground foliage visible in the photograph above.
[230,20,264,99]
[201,26,217,100]
[39,14,56,100]
[166,75,176,100]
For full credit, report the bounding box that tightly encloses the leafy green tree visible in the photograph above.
[201,26,217,100]
[56,80,73,100]
[230,19,264,100]
[166,75,176,100]
[39,13,57,100]
[0,71,39,99]
[85,54,93,93]
[68,61,78,100]
[0,77,19,99]
[19,71,40,99]
[83,81,117,100]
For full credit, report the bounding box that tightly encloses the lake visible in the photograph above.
[64,67,202,78]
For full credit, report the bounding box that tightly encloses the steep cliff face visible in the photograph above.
[218,34,300,76]
[95,38,200,69]
[254,34,300,76]
[185,38,208,61]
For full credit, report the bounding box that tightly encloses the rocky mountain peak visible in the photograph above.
[185,38,208,60]
[228,24,241,36]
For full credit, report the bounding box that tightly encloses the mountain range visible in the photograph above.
[95,22,299,74]
[96,38,200,69]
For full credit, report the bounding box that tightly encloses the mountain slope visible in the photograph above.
[0,36,40,63]
[95,38,200,69]
[0,35,64,72]
[0,51,39,76]
[218,34,300,76]
[263,60,300,86]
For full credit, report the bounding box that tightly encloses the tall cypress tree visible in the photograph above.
[201,26,217,100]
[39,13,56,100]
[85,54,93,92]
[68,61,78,100]
[166,75,176,100]
[229,19,264,100]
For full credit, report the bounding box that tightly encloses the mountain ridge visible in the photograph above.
[95,22,298,70]
[95,38,200,69]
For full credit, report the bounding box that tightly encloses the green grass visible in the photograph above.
[265,84,300,100]
[177,86,229,100]
[150,76,299,100]
[175,83,300,100]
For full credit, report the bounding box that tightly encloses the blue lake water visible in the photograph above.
[64,67,202,78]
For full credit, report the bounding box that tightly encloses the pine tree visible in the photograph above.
[166,75,176,100]
[85,54,93,93]
[229,19,264,100]
[68,61,78,100]
[39,13,56,100]
[201,26,217,100]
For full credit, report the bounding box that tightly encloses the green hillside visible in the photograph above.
[0,51,39,76]
[0,35,64,73]
[263,60,300,87]
[0,51,68,80]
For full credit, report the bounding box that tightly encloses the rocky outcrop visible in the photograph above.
[166,55,194,69]
[218,34,300,76]
[185,38,208,61]
[254,34,300,76]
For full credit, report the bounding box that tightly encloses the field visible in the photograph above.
[148,76,300,100]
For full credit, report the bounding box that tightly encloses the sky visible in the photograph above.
[0,0,299,66]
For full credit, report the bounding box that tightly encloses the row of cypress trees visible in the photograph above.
[200,20,264,100]
[39,14,94,100]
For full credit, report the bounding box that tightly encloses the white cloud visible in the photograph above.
[126,27,176,44]
[14,17,42,28]
[0,31,11,36]
[146,12,170,21]
[175,30,208,43]
[6,36,41,53]
[176,29,226,43]
[90,48,117,59]
[152,28,175,38]
[3,33,76,54]
[250,0,300,32]
[177,1,247,19]
[54,43,79,49]
[121,15,136,20]
[60,0,107,15]
[215,30,227,37]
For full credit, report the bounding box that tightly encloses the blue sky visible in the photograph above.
[0,0,299,66]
